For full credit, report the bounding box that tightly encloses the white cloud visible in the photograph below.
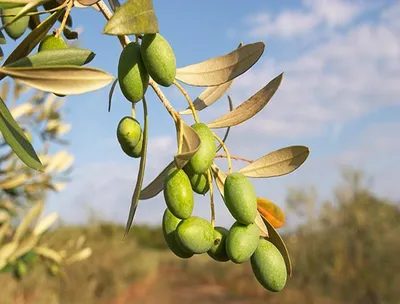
[246,0,363,38]
[228,1,400,139]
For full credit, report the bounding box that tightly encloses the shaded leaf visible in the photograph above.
[263,217,292,276]
[208,73,283,129]
[103,0,159,35]
[3,9,63,66]
[35,246,62,263]
[139,160,175,200]
[124,96,148,236]
[108,0,120,12]
[239,145,310,178]
[6,48,96,67]
[174,121,200,169]
[9,101,33,119]
[0,1,29,9]
[0,30,6,44]
[255,211,268,237]
[0,46,3,62]
[0,65,114,95]
[257,197,285,229]
[216,95,233,153]
[0,0,47,32]
[13,202,43,241]
[176,42,264,87]
[28,7,40,31]
[0,97,43,170]
[65,247,92,264]
[108,78,117,112]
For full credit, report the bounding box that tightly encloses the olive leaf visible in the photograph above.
[239,146,310,178]
[108,78,118,112]
[174,121,201,169]
[0,0,47,32]
[175,42,265,87]
[207,73,283,129]
[3,9,63,66]
[33,212,58,235]
[257,197,285,229]
[255,211,268,237]
[0,30,6,44]
[0,1,29,9]
[0,221,9,244]
[13,202,43,242]
[65,248,92,264]
[0,97,43,170]
[216,95,233,153]
[6,48,96,67]
[178,43,242,115]
[179,81,233,115]
[11,234,39,259]
[0,242,18,262]
[124,96,148,237]
[263,217,292,277]
[103,0,159,35]
[139,160,175,200]
[63,27,78,40]
[0,46,3,62]
[0,66,114,95]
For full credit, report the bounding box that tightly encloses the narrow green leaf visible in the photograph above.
[216,95,233,153]
[0,46,3,62]
[108,78,117,112]
[238,146,310,178]
[0,97,43,170]
[176,42,265,87]
[0,0,47,32]
[0,65,114,95]
[263,217,292,276]
[0,1,27,9]
[6,48,96,67]
[124,96,149,237]
[103,0,159,35]
[35,246,62,263]
[208,73,283,129]
[139,160,175,200]
[174,121,201,169]
[3,9,63,66]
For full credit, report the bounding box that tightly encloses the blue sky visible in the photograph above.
[4,0,399,228]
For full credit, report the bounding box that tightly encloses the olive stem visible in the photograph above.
[215,154,253,164]
[212,132,232,174]
[173,80,199,124]
[177,118,184,154]
[95,0,130,47]
[207,168,215,227]
[149,79,179,123]
[131,102,136,119]
[55,0,73,38]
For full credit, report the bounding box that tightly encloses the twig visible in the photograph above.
[149,79,179,123]
[215,154,253,164]
[207,169,215,227]
[55,0,73,38]
[213,132,232,174]
[173,80,199,123]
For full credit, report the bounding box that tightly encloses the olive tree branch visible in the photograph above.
[173,80,199,124]
[55,0,73,38]
[212,132,232,174]
[215,154,253,164]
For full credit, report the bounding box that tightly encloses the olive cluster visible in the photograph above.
[162,123,287,292]
[116,33,175,157]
